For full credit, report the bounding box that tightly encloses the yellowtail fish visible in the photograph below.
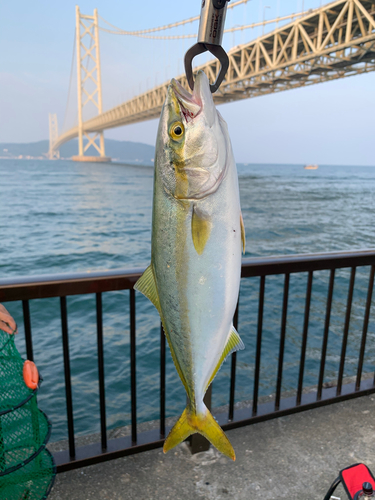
[134,70,245,460]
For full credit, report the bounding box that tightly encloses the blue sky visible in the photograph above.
[1,0,374,165]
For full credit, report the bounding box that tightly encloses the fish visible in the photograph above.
[134,70,245,460]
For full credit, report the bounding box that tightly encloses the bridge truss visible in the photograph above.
[53,0,375,153]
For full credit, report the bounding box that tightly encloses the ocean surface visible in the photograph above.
[1,159,375,442]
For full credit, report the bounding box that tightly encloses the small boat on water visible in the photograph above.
[304,164,318,170]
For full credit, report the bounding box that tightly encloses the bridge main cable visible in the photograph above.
[98,0,251,36]
[98,7,316,39]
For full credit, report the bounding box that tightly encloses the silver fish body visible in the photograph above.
[135,71,245,459]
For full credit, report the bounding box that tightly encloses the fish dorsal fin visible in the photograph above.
[240,213,246,254]
[134,264,161,313]
[134,264,189,395]
[206,325,245,391]
[192,205,212,255]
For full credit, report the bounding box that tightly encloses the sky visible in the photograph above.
[1,0,374,165]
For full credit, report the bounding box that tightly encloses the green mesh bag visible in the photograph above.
[0,329,55,500]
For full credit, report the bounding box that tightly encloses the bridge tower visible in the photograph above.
[48,113,60,159]
[72,6,110,163]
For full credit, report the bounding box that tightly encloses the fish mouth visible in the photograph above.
[170,79,201,122]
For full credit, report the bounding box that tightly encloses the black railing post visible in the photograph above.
[317,269,335,400]
[22,299,34,361]
[337,267,356,396]
[96,292,107,451]
[160,322,166,438]
[297,271,313,406]
[229,301,239,421]
[130,289,137,444]
[275,273,289,411]
[357,266,374,390]
[253,275,265,417]
[60,296,75,459]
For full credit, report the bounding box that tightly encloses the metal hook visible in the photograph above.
[184,43,229,93]
[184,0,230,93]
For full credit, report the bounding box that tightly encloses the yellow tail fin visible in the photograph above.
[163,404,236,461]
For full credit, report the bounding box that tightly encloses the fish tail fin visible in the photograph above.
[163,404,235,461]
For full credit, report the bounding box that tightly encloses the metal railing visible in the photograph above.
[0,249,374,472]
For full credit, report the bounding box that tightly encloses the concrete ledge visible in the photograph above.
[48,395,375,500]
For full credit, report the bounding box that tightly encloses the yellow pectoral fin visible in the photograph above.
[134,264,161,314]
[163,404,235,460]
[240,213,246,254]
[192,205,212,255]
[206,325,245,390]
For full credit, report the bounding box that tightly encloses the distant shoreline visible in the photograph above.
[0,138,155,165]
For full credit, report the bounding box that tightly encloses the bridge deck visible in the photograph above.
[53,0,375,151]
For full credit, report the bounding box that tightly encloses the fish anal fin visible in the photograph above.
[206,325,245,390]
[163,404,235,460]
[240,213,246,254]
[192,205,212,255]
[134,264,161,314]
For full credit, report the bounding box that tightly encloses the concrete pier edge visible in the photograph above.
[48,393,375,500]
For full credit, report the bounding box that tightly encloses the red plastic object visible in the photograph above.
[23,360,39,389]
[341,464,375,500]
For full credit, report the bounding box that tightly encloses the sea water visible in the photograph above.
[1,159,374,441]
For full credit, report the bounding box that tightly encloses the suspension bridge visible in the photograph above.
[49,0,375,161]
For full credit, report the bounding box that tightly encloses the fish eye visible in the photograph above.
[169,122,184,140]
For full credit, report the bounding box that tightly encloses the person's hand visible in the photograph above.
[0,304,18,334]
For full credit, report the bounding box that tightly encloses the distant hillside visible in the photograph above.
[0,139,155,165]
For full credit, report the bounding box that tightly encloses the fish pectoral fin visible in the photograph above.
[206,325,245,390]
[134,264,161,313]
[192,205,212,255]
[240,212,246,254]
[163,404,235,460]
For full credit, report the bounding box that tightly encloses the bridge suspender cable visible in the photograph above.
[62,32,76,133]
[62,20,96,134]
